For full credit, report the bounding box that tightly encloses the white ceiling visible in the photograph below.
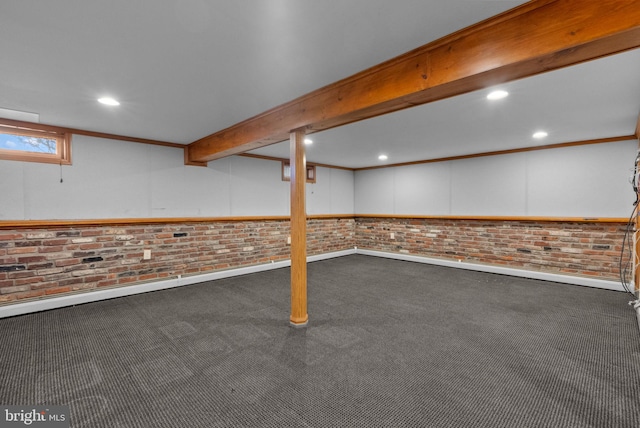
[1,1,638,169]
[253,49,640,168]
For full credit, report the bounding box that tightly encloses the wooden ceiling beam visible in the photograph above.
[187,0,640,163]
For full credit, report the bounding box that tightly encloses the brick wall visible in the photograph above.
[0,218,355,303]
[0,216,627,304]
[356,217,627,281]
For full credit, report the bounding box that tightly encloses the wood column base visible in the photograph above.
[289,315,309,328]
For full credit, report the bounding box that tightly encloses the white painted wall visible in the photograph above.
[307,167,355,215]
[3,135,635,220]
[0,135,355,220]
[355,140,638,217]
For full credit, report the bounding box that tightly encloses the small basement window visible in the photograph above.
[282,161,316,183]
[0,123,71,165]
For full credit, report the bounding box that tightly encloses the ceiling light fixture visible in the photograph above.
[98,97,120,106]
[304,138,313,145]
[486,90,509,100]
[532,131,548,139]
[378,154,388,161]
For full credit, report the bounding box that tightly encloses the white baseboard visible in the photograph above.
[0,246,624,319]
[0,249,356,319]
[355,248,626,292]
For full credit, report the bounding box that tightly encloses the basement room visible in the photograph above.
[1,1,639,427]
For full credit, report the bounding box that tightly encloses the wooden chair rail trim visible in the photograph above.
[0,214,627,229]
[0,215,356,229]
[0,216,290,229]
[355,215,628,223]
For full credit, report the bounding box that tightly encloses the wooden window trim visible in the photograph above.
[282,161,316,183]
[0,123,72,165]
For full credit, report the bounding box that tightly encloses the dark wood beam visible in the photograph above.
[187,0,640,163]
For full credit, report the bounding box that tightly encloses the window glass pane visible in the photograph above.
[0,132,57,154]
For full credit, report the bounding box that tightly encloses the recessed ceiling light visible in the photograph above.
[532,131,548,139]
[378,154,388,161]
[304,138,313,145]
[98,97,120,106]
[487,90,509,100]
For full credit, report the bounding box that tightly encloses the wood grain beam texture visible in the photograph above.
[186,0,640,163]
[289,129,309,327]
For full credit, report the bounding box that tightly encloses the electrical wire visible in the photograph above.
[619,203,637,296]
[619,151,640,297]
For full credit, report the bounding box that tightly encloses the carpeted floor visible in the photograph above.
[1,254,639,427]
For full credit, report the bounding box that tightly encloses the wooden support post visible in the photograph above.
[290,129,309,327]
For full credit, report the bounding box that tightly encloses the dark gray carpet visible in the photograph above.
[1,254,639,427]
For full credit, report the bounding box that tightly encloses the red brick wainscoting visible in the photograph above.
[356,217,627,282]
[0,217,355,303]
[0,216,627,304]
